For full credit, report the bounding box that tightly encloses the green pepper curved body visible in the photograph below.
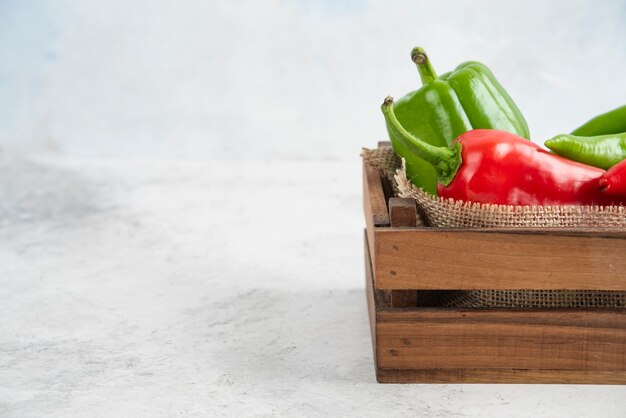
[386,47,529,194]
[544,132,626,170]
[571,105,626,136]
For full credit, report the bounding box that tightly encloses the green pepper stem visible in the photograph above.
[411,46,437,84]
[382,96,461,186]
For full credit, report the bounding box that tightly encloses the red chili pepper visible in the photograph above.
[382,96,625,206]
[599,159,626,196]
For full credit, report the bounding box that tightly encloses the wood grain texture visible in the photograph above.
[376,368,626,384]
[363,162,389,227]
[388,198,419,307]
[365,237,626,383]
[389,198,418,228]
[363,161,389,278]
[376,309,626,371]
[364,230,378,369]
[374,228,626,290]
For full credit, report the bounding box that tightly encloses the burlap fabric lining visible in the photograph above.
[362,146,626,228]
[361,146,626,309]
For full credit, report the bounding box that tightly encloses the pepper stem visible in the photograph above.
[381,96,462,186]
[411,46,437,84]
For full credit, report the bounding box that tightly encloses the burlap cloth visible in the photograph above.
[362,146,626,308]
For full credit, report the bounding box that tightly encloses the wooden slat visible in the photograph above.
[389,198,418,228]
[363,161,389,279]
[376,368,626,384]
[364,230,378,371]
[374,228,626,290]
[376,309,626,371]
[388,198,418,307]
[363,162,389,227]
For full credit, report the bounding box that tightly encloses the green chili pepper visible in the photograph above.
[571,104,626,136]
[544,132,626,170]
[387,47,529,194]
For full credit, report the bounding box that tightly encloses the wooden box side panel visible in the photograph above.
[364,231,378,368]
[364,235,626,383]
[376,309,626,371]
[376,368,626,384]
[363,161,389,278]
[374,229,626,290]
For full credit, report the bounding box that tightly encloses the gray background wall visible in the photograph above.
[1,0,625,160]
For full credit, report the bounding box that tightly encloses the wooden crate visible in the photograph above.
[363,143,626,384]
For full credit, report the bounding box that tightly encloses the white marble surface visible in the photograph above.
[2,154,626,417]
